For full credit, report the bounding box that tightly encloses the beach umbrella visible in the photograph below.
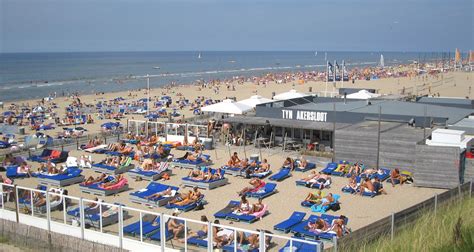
[237,95,272,108]
[201,99,252,115]
[273,89,306,100]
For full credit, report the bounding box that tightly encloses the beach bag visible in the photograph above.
[330,203,341,211]
[194,201,204,211]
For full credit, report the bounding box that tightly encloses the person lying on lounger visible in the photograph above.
[347,162,362,176]
[359,178,375,195]
[301,171,318,182]
[144,186,177,201]
[255,159,270,173]
[99,174,125,189]
[251,198,265,214]
[282,157,294,171]
[79,155,92,168]
[345,175,359,193]
[188,168,206,180]
[237,178,264,196]
[82,173,108,186]
[0,175,12,185]
[303,190,323,205]
[321,193,337,207]
[305,173,331,188]
[172,187,202,206]
[204,168,223,181]
[330,215,351,237]
[17,161,33,177]
[227,152,241,167]
[307,218,330,233]
[295,158,308,169]
[119,144,133,155]
[237,158,249,170]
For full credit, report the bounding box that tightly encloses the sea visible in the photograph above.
[0,51,442,102]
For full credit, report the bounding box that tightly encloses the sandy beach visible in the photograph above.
[0,69,471,250]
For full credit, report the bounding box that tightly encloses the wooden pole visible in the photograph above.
[376,106,382,169]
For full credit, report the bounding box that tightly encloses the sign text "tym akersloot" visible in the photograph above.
[282,110,328,122]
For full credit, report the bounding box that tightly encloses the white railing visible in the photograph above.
[0,183,323,252]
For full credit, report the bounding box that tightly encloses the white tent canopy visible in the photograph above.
[346,90,381,99]
[273,89,306,100]
[201,99,252,114]
[237,95,272,108]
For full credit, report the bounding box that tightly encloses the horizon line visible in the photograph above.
[1,49,469,54]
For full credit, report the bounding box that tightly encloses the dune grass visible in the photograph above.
[355,196,474,252]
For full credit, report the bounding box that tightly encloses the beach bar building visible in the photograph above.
[223,95,474,189]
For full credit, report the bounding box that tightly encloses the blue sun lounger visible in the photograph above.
[269,168,291,181]
[273,211,306,233]
[129,182,179,207]
[213,200,268,223]
[246,183,277,199]
[309,194,340,213]
[187,236,209,248]
[320,162,338,174]
[91,159,134,175]
[221,166,244,176]
[293,160,316,172]
[289,215,320,240]
[171,154,211,169]
[128,168,172,181]
[37,168,84,187]
[214,201,240,219]
[279,238,323,252]
[148,222,175,242]
[6,166,29,179]
[123,217,161,236]
[249,170,272,179]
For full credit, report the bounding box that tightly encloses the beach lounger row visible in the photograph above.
[91,157,134,175]
[171,154,211,169]
[67,203,128,228]
[128,167,172,181]
[29,149,69,164]
[80,176,129,196]
[214,201,269,223]
[181,168,228,190]
[274,212,347,241]
[129,182,179,207]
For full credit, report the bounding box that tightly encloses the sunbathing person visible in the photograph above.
[204,168,223,181]
[237,178,265,196]
[237,158,249,170]
[119,144,133,155]
[295,158,308,169]
[307,218,330,233]
[99,174,126,189]
[17,161,33,177]
[140,158,154,170]
[79,155,92,168]
[227,152,241,167]
[82,173,107,186]
[168,212,185,241]
[330,215,351,237]
[359,178,376,195]
[301,171,319,182]
[213,220,234,248]
[390,168,407,187]
[373,178,387,195]
[303,190,323,205]
[144,186,176,201]
[250,198,265,214]
[345,175,359,193]
[321,193,337,207]
[188,168,205,180]
[255,159,270,173]
[347,163,362,176]
[188,215,209,239]
[173,187,202,206]
[282,157,294,171]
[233,195,252,214]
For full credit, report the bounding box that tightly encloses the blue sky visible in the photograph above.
[1,0,472,52]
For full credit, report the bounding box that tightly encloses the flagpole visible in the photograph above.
[325,61,329,97]
[333,60,336,94]
[341,60,344,89]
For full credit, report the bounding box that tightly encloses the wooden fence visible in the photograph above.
[337,180,473,251]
